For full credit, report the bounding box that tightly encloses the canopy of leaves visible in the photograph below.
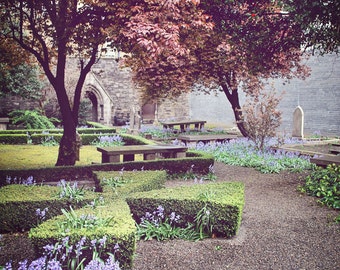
[0,63,43,99]
[281,0,340,54]
[122,0,310,101]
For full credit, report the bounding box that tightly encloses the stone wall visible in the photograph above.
[189,54,340,136]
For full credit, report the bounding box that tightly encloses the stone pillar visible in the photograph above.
[292,106,304,138]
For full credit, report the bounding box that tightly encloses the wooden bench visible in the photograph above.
[161,120,206,133]
[97,145,188,163]
[178,134,238,145]
[310,155,340,167]
[329,143,340,155]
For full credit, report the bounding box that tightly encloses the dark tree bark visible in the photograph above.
[220,82,248,138]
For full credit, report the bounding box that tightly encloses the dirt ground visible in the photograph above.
[1,162,339,269]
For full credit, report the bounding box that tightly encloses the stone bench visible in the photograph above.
[97,145,188,163]
[0,118,9,130]
[178,134,238,146]
[161,120,206,133]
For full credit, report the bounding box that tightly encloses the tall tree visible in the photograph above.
[0,0,119,165]
[123,0,310,136]
[0,0,209,165]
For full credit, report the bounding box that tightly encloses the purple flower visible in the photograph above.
[46,259,62,270]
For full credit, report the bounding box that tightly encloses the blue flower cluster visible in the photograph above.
[5,175,35,185]
[194,137,311,173]
[141,205,181,226]
[4,236,121,270]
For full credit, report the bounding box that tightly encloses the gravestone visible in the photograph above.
[129,106,142,135]
[292,106,304,138]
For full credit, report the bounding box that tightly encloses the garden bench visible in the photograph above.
[178,134,238,146]
[161,120,206,133]
[97,145,188,163]
[310,155,340,167]
[329,142,340,155]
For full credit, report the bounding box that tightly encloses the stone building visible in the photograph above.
[1,53,339,136]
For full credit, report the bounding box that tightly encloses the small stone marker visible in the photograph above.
[129,106,142,134]
[292,106,304,138]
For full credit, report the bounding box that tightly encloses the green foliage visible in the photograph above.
[136,205,204,241]
[127,182,245,238]
[29,200,136,269]
[40,135,59,146]
[299,164,340,209]
[0,63,43,99]
[95,170,166,197]
[56,180,85,203]
[0,184,97,233]
[9,110,55,129]
[57,206,114,233]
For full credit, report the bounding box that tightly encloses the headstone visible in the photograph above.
[129,106,142,134]
[292,106,304,138]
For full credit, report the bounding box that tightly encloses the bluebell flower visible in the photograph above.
[47,259,62,270]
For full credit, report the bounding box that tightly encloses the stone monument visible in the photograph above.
[292,106,304,138]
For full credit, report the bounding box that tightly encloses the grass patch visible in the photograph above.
[0,145,101,170]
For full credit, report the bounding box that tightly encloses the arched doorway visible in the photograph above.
[86,91,98,122]
[142,102,156,124]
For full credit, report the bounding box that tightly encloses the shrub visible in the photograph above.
[9,110,55,129]
[241,87,283,151]
[299,164,340,209]
[127,182,245,238]
[0,183,98,233]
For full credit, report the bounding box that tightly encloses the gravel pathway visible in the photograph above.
[1,163,338,269]
[132,163,340,270]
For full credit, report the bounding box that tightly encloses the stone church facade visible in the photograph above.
[83,56,190,126]
[1,53,339,136]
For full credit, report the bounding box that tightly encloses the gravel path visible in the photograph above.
[1,163,339,269]
[132,163,340,270]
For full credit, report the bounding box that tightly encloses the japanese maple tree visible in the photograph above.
[123,0,311,136]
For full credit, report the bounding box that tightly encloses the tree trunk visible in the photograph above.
[54,86,79,166]
[221,83,249,137]
[55,124,78,166]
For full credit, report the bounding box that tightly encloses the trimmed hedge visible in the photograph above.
[0,184,99,233]
[126,182,245,238]
[94,170,167,196]
[0,151,214,187]
[0,127,116,135]
[29,199,136,270]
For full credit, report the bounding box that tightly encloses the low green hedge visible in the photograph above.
[126,182,245,238]
[0,151,213,186]
[94,170,167,197]
[29,199,136,269]
[0,184,99,233]
[0,127,116,135]
[0,134,29,144]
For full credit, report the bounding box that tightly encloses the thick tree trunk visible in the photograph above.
[221,83,249,137]
[55,124,78,166]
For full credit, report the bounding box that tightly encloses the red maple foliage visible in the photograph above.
[119,0,310,136]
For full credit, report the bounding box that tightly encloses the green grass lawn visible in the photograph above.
[0,145,101,170]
